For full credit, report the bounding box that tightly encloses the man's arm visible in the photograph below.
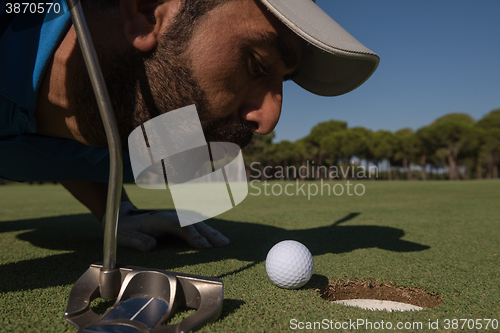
[60,180,130,221]
[59,180,229,251]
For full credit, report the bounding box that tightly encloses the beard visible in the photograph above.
[71,13,254,150]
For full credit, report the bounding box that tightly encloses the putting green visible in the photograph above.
[0,180,499,332]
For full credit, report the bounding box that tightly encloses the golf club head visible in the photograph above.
[65,264,224,333]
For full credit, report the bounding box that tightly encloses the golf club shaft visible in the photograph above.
[66,0,122,272]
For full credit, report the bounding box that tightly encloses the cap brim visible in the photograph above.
[260,0,380,96]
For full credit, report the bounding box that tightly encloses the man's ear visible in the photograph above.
[120,0,182,52]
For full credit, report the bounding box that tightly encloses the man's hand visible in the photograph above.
[103,201,230,252]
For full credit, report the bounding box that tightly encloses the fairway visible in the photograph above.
[0,180,499,332]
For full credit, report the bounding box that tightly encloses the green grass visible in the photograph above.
[0,180,499,332]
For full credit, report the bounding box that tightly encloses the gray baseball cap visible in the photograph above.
[260,0,380,96]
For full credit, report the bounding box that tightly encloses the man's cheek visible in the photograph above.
[191,60,247,118]
[204,86,242,117]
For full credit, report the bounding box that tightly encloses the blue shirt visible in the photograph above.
[0,1,134,182]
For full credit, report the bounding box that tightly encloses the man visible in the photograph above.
[0,0,379,251]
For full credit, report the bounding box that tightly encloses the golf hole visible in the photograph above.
[319,280,442,312]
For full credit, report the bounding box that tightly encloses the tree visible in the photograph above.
[350,127,374,168]
[477,109,500,178]
[394,128,419,180]
[370,130,398,180]
[243,131,276,180]
[305,120,347,168]
[415,126,434,180]
[293,138,317,180]
[458,124,483,179]
[424,113,476,180]
[319,128,368,179]
[319,131,343,179]
[274,140,298,179]
[307,120,348,145]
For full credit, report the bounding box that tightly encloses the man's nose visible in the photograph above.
[239,79,283,135]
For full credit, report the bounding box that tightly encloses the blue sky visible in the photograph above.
[275,0,500,143]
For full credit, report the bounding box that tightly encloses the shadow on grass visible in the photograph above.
[217,299,246,321]
[0,212,429,294]
[303,274,331,290]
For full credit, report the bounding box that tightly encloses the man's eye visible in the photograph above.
[249,55,269,77]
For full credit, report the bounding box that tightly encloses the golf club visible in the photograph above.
[63,1,224,331]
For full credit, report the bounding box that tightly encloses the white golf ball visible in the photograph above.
[266,240,314,289]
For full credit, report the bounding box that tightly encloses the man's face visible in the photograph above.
[184,0,301,143]
[73,0,301,149]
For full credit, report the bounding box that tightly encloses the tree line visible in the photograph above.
[243,109,500,181]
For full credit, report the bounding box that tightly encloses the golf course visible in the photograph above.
[0,180,499,332]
